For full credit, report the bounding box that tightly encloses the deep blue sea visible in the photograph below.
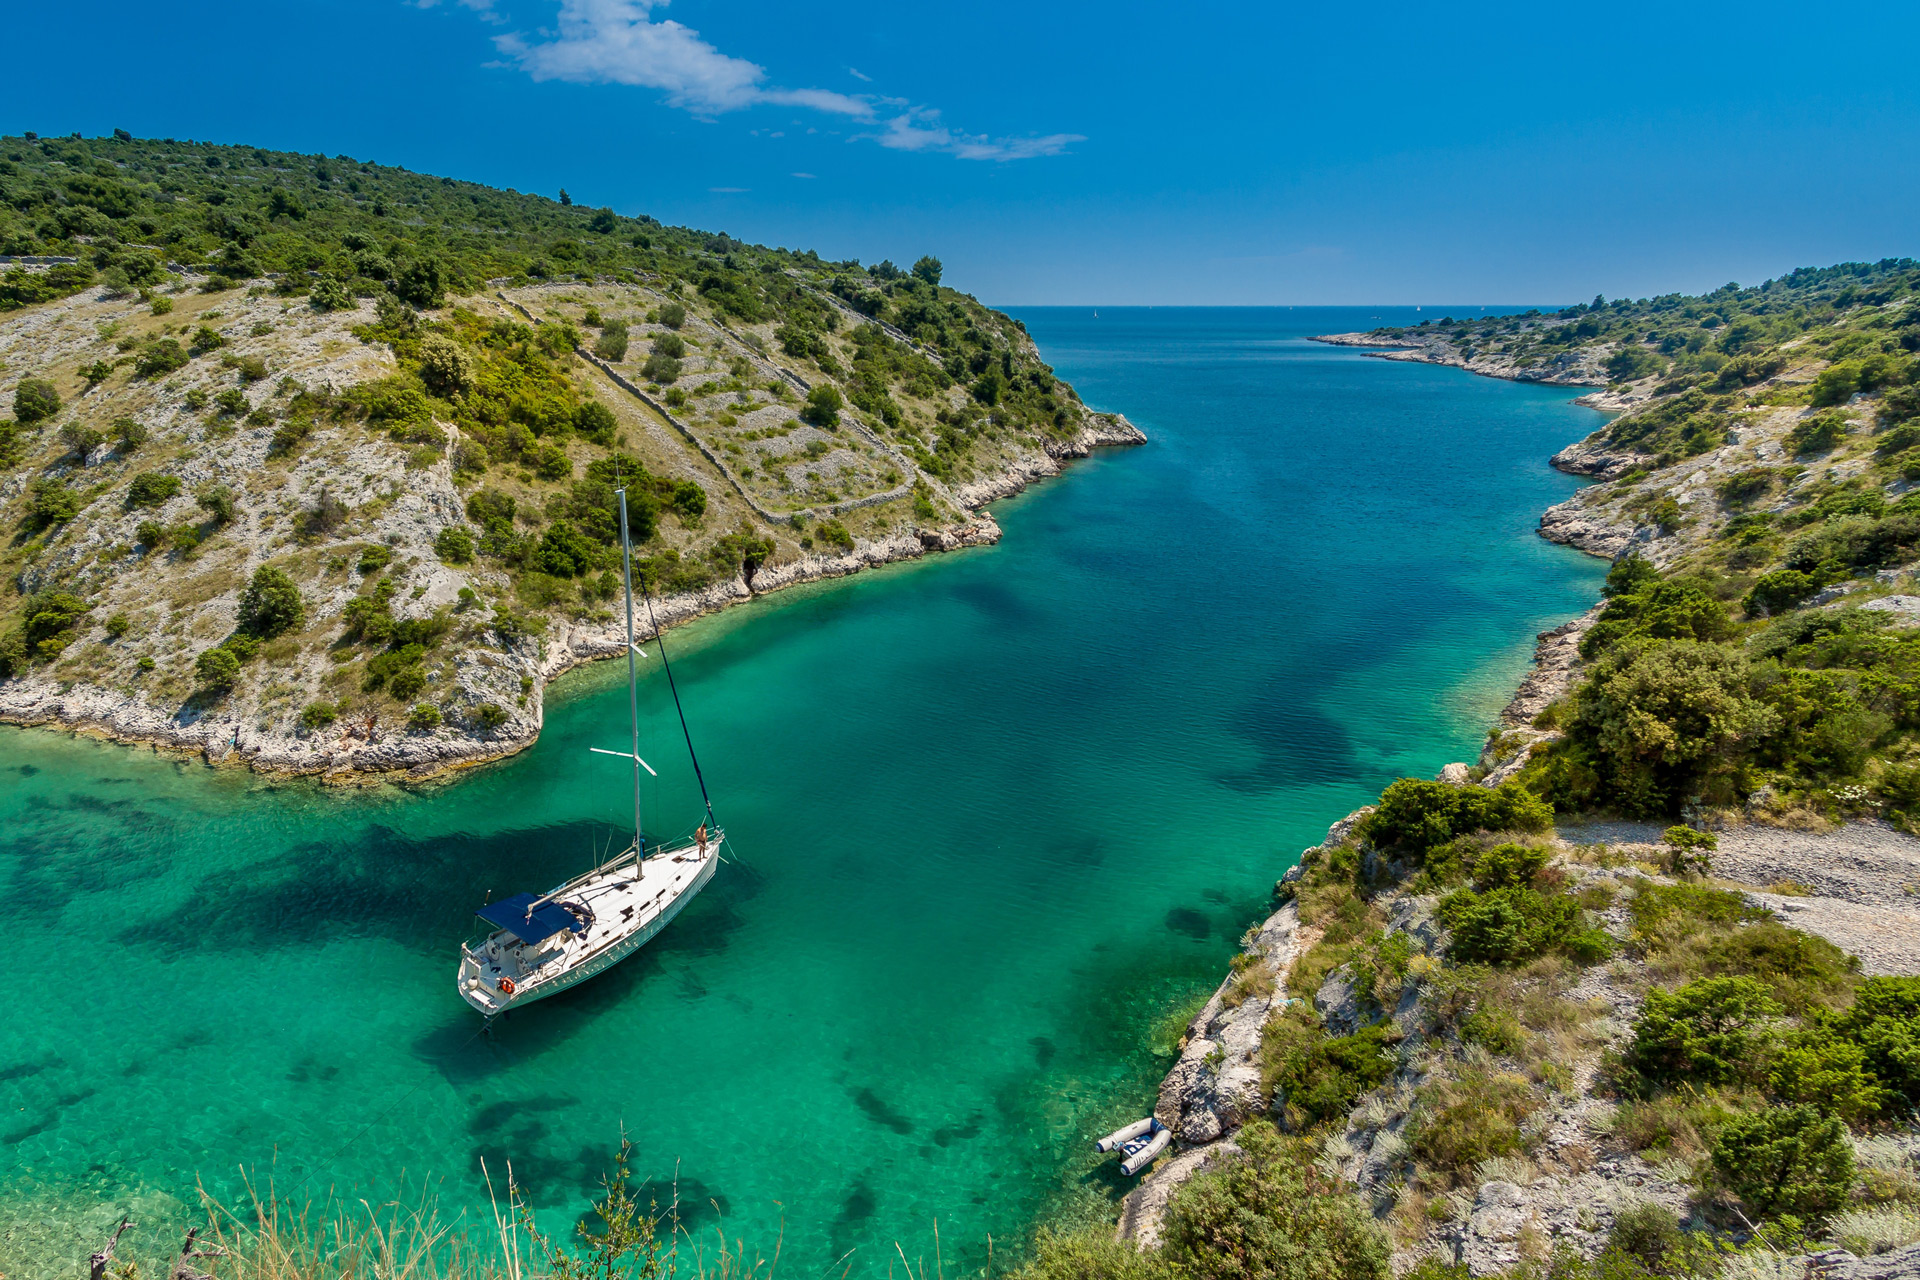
[0,307,1605,1274]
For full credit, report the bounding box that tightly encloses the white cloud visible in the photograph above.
[416,0,504,23]
[474,1,1080,161]
[496,0,810,115]
[872,108,1085,162]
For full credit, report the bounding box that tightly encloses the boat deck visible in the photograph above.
[458,840,715,1014]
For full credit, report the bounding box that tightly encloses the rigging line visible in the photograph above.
[641,587,716,829]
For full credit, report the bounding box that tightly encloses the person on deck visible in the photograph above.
[696,825,708,855]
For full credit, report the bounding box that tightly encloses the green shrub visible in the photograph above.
[1011,1229,1171,1280]
[1555,640,1776,817]
[191,324,225,352]
[1602,1202,1713,1277]
[309,276,353,312]
[575,400,617,444]
[364,643,423,690]
[1788,411,1849,455]
[194,645,241,691]
[1661,825,1717,875]
[1579,570,1735,657]
[1709,1104,1855,1219]
[1160,1121,1392,1280]
[0,591,92,672]
[103,613,131,641]
[1810,354,1907,408]
[801,383,844,426]
[1461,1006,1528,1056]
[1718,468,1776,507]
[1469,842,1551,891]
[657,301,685,330]
[269,417,314,457]
[407,703,441,731]
[125,472,182,508]
[1358,779,1552,859]
[110,417,147,452]
[26,478,81,529]
[816,517,854,551]
[418,333,474,395]
[300,701,338,730]
[671,480,706,521]
[134,338,188,378]
[356,544,393,575]
[435,526,475,564]
[388,666,427,700]
[1607,347,1666,383]
[14,377,60,423]
[238,566,305,638]
[651,332,686,359]
[1626,976,1781,1091]
[1768,1027,1889,1123]
[60,422,104,459]
[196,486,236,527]
[593,321,629,363]
[393,257,446,309]
[1262,1017,1396,1130]
[1745,570,1820,617]
[1828,976,1920,1110]
[641,353,681,383]
[473,702,510,730]
[1441,885,1611,966]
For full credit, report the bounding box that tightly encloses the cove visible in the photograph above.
[0,307,1606,1275]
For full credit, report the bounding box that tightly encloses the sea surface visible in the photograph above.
[0,307,1607,1274]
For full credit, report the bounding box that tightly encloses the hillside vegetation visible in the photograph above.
[1332,259,1920,827]
[0,132,1136,774]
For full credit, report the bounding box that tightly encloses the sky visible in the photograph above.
[3,0,1917,306]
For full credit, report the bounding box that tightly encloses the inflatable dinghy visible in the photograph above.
[1094,1116,1170,1176]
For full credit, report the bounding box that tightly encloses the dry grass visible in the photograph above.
[103,1169,802,1280]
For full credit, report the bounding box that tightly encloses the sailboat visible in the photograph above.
[456,488,722,1017]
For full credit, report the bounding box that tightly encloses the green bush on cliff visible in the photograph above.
[1358,779,1551,859]
[1440,883,1612,967]
[1709,1103,1856,1219]
[238,566,306,638]
[1625,976,1782,1091]
[1577,559,1735,658]
[1826,976,1920,1110]
[1159,1120,1392,1280]
[1015,1230,1172,1280]
[1527,640,1776,817]
[1261,1015,1396,1131]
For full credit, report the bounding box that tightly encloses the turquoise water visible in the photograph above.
[0,308,1605,1273]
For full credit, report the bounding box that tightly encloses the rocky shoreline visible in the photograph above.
[0,412,1142,784]
[1112,338,1920,1276]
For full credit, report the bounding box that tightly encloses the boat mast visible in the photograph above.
[617,488,644,863]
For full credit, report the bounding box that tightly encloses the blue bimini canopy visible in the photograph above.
[477,893,579,945]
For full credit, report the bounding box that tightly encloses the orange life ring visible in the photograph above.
[498,977,516,995]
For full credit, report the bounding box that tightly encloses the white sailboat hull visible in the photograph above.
[457,835,720,1016]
